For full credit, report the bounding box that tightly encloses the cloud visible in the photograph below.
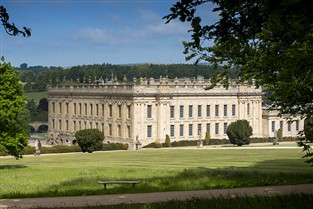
[72,19,189,46]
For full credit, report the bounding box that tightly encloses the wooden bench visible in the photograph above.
[98,180,141,190]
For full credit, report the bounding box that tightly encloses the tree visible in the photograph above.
[37,98,48,112]
[164,0,313,116]
[0,5,31,37]
[0,59,28,158]
[164,134,171,147]
[164,0,313,162]
[227,120,252,146]
[75,129,104,153]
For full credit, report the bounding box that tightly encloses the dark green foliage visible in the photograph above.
[143,142,162,148]
[75,129,104,153]
[227,120,253,146]
[301,116,313,166]
[277,129,283,142]
[0,5,31,37]
[102,143,129,151]
[164,0,313,117]
[164,134,171,147]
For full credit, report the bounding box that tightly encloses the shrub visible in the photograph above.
[75,129,104,153]
[102,143,128,151]
[143,142,162,148]
[227,120,253,146]
[203,132,211,145]
[165,134,171,147]
[277,128,283,141]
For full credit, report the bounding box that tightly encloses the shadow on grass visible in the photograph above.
[2,158,312,199]
[0,164,28,169]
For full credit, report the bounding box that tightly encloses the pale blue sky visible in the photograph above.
[1,0,217,67]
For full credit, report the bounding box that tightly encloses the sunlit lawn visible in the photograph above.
[0,148,312,199]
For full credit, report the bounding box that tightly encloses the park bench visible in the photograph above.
[98,180,141,190]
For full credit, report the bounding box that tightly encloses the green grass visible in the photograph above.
[38,194,313,209]
[24,91,47,103]
[0,149,312,199]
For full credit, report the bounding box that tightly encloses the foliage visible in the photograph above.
[277,128,283,142]
[16,107,31,135]
[143,142,162,148]
[164,0,313,117]
[299,116,313,166]
[164,134,171,147]
[102,143,129,151]
[203,132,211,145]
[0,5,31,37]
[227,120,253,146]
[0,59,28,158]
[75,129,104,153]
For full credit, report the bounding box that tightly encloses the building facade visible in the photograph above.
[47,76,303,148]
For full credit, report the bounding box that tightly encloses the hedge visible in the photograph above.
[0,143,129,156]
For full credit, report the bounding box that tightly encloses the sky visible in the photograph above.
[0,0,218,68]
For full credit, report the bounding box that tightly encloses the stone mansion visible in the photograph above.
[47,76,303,148]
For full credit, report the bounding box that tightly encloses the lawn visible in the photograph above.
[24,91,48,103]
[0,148,312,199]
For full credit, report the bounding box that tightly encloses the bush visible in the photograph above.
[277,128,283,141]
[203,132,211,145]
[102,143,128,151]
[227,120,253,146]
[143,142,162,148]
[171,140,198,147]
[165,134,171,147]
[75,129,104,153]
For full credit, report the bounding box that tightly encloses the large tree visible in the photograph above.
[0,59,28,158]
[0,5,31,158]
[165,0,313,165]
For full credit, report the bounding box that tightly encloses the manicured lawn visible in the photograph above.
[0,148,312,199]
[24,91,47,103]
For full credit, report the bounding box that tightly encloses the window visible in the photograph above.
[206,123,210,134]
[223,123,228,135]
[215,123,219,135]
[271,121,275,132]
[108,124,112,136]
[73,121,76,131]
[232,104,236,116]
[59,102,62,114]
[90,122,92,128]
[109,105,113,117]
[84,121,87,129]
[66,103,69,114]
[288,122,291,131]
[247,103,250,116]
[127,125,131,138]
[102,123,104,134]
[223,105,227,117]
[189,124,193,136]
[180,124,184,137]
[59,119,62,130]
[147,105,152,118]
[280,121,283,130]
[66,120,69,131]
[296,120,299,131]
[52,102,55,113]
[90,104,93,116]
[170,125,174,137]
[215,105,219,117]
[79,103,82,115]
[198,105,202,117]
[180,105,184,118]
[52,119,55,129]
[74,103,77,115]
[84,103,87,115]
[117,125,121,137]
[96,104,99,116]
[102,104,104,116]
[147,125,152,137]
[118,105,122,118]
[189,105,193,117]
[206,105,210,117]
[170,106,175,118]
[79,121,81,130]
[127,105,131,118]
[197,124,202,136]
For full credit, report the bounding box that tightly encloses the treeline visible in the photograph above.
[17,63,238,92]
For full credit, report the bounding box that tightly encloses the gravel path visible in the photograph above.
[1,184,312,209]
